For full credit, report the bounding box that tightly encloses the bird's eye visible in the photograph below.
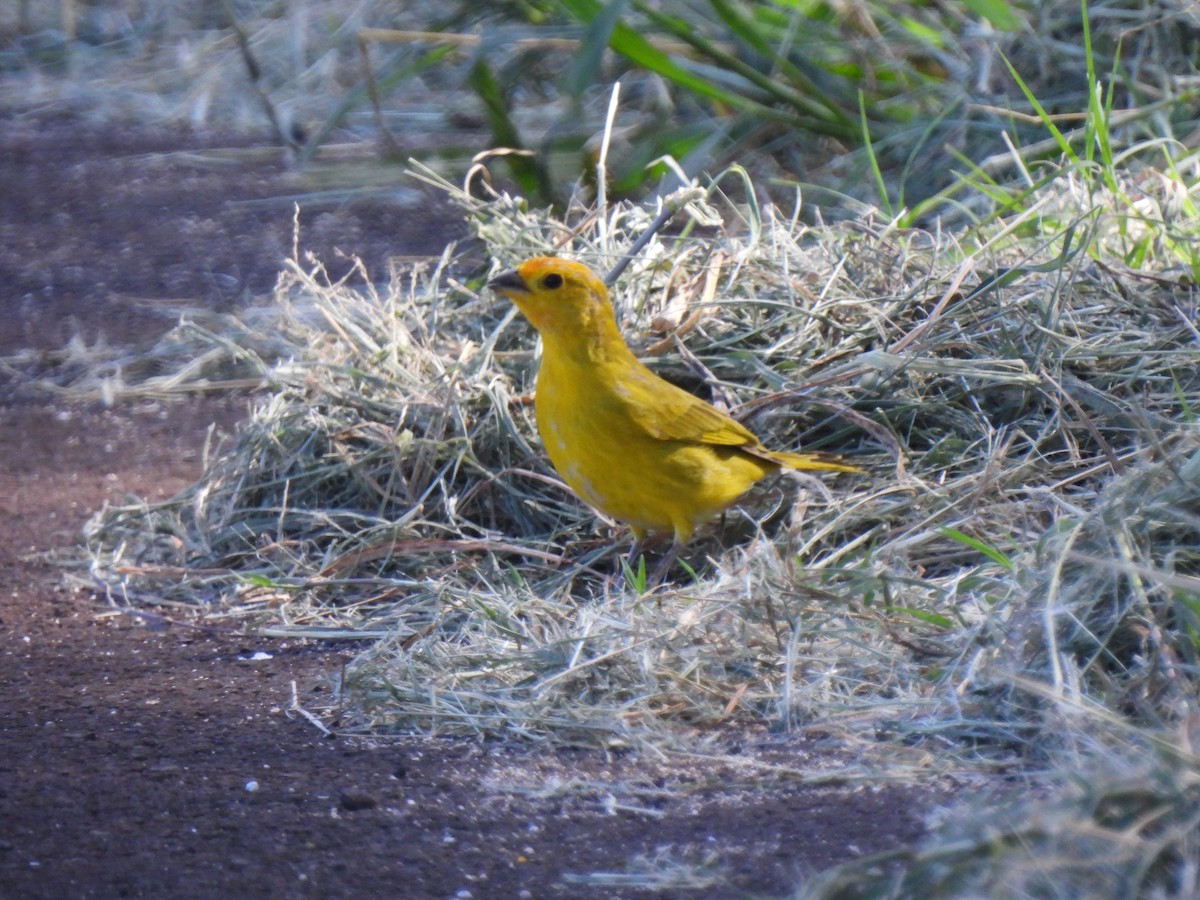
[543,273,563,289]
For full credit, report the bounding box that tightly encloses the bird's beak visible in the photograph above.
[487,269,530,296]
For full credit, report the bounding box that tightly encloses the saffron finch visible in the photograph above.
[489,256,858,581]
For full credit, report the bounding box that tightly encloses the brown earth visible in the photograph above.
[0,116,945,898]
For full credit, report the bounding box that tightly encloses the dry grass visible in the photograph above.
[801,713,1200,898]
[78,150,1200,768]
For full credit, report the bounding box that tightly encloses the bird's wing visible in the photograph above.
[617,363,759,448]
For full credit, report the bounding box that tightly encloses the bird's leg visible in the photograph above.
[646,540,683,588]
[620,530,685,590]
[625,535,646,568]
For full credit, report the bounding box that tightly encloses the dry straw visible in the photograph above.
[80,159,1200,761]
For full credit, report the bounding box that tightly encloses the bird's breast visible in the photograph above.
[533,357,773,537]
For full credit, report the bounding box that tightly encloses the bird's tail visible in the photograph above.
[764,449,862,474]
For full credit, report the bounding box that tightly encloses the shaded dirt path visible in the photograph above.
[0,117,941,898]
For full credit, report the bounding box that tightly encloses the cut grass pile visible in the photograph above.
[12,0,1200,892]
[80,156,1200,765]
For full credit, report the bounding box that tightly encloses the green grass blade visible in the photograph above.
[939,527,1015,572]
[962,0,1023,30]
[860,89,892,217]
[564,0,631,98]
[999,50,1076,162]
[467,58,554,203]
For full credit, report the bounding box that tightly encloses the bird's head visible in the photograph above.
[488,257,615,340]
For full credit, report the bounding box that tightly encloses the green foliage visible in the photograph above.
[467,57,555,200]
[546,0,966,202]
[318,1,1195,218]
[937,0,1200,280]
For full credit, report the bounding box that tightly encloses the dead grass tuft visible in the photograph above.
[76,154,1200,763]
[801,717,1200,898]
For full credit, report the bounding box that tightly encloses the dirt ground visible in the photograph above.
[0,116,945,898]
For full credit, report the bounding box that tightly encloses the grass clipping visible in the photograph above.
[85,169,1200,753]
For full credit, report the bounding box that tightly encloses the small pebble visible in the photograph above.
[338,791,377,812]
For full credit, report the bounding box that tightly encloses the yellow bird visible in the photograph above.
[488,256,858,582]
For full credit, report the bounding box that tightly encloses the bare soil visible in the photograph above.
[0,116,945,898]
